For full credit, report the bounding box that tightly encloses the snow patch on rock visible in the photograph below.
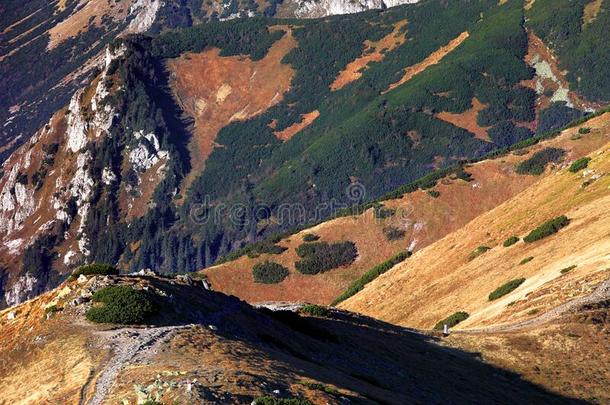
[66,90,89,153]
[0,161,36,235]
[102,167,117,185]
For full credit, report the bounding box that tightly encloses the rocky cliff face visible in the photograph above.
[0,41,172,307]
[292,0,419,18]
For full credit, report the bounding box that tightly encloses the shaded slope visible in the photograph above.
[0,274,580,404]
[446,299,610,404]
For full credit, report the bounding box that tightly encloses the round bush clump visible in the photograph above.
[434,311,469,330]
[295,241,357,275]
[86,286,158,324]
[488,278,526,301]
[300,304,329,317]
[252,261,289,284]
[503,236,519,247]
[302,233,320,242]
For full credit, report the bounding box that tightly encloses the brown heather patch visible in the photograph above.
[384,31,469,94]
[524,31,600,115]
[435,97,491,142]
[583,0,603,27]
[273,109,320,141]
[168,27,297,194]
[330,20,407,91]
[447,314,610,403]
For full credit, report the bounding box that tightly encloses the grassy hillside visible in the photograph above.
[340,114,610,331]
[201,113,610,305]
[129,0,547,274]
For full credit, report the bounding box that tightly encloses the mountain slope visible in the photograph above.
[201,112,610,305]
[0,273,581,404]
[2,0,610,309]
[339,126,610,331]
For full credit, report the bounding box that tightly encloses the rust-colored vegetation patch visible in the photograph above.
[583,0,603,26]
[436,98,491,142]
[273,110,320,141]
[384,31,469,94]
[168,28,296,190]
[331,20,407,91]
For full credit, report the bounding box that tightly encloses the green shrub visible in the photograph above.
[568,157,591,173]
[252,261,289,284]
[332,251,411,306]
[468,246,491,261]
[253,397,312,405]
[300,304,329,317]
[515,147,565,175]
[295,241,357,275]
[427,190,440,198]
[503,236,519,247]
[302,233,320,242]
[523,215,569,243]
[217,238,288,264]
[560,265,577,274]
[488,278,526,301]
[519,256,534,265]
[433,311,469,330]
[300,382,339,396]
[383,226,406,241]
[70,263,119,280]
[578,127,591,134]
[85,286,158,324]
[45,305,62,315]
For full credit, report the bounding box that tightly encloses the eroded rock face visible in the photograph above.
[4,273,38,307]
[0,42,132,307]
[293,0,419,18]
[128,0,161,33]
[0,157,37,236]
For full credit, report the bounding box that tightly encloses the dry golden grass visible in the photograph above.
[341,115,610,330]
[447,310,610,404]
[583,0,603,26]
[273,109,320,141]
[48,0,132,50]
